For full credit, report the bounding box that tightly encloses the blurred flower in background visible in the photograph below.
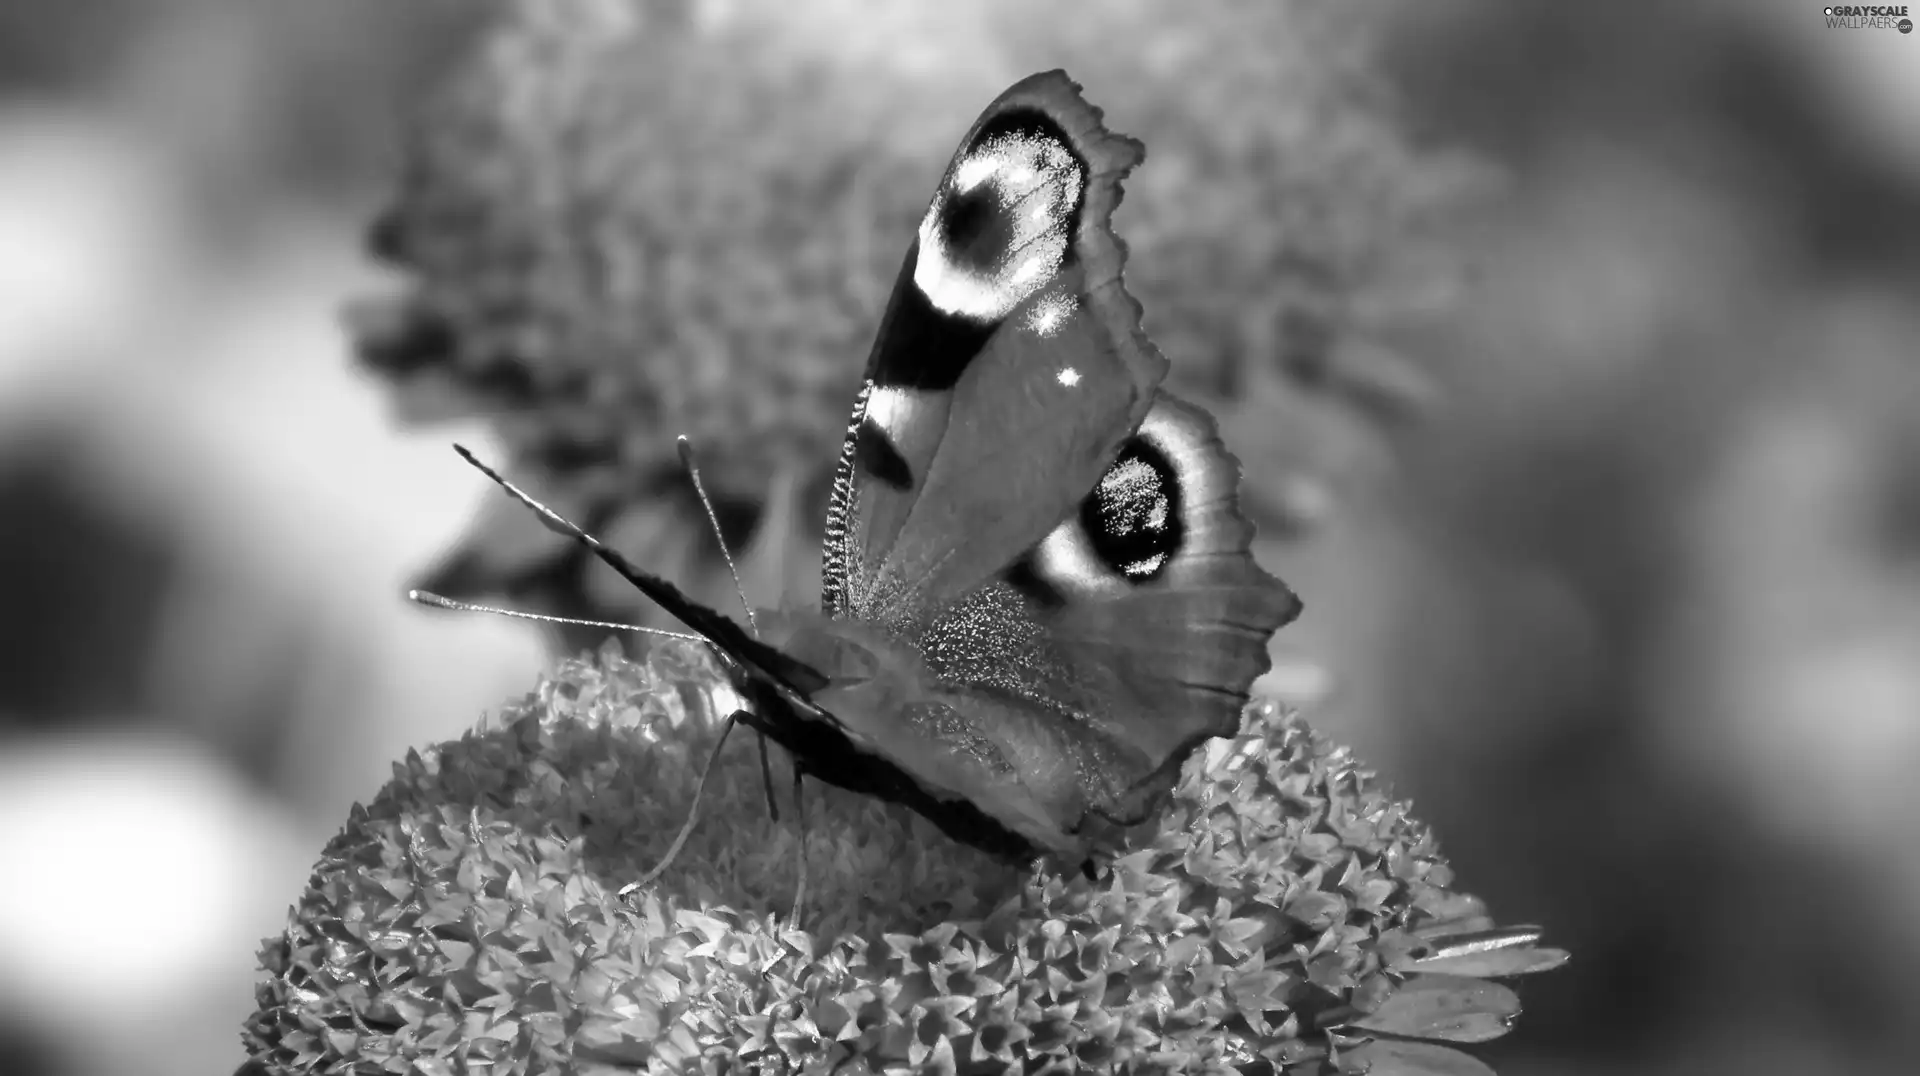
[354,0,1475,687]
[0,4,539,1075]
[0,0,1915,1074]
[1364,2,1920,1073]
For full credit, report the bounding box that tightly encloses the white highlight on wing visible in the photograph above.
[1055,365,1081,387]
[953,155,999,193]
[913,130,1084,322]
[1025,293,1076,338]
[1137,406,1212,510]
[863,384,920,437]
[1034,524,1111,592]
[1101,457,1158,502]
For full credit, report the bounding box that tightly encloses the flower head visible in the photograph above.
[243,640,1563,1073]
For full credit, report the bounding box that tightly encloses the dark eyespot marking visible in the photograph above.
[866,263,999,390]
[966,108,1088,261]
[868,106,1090,392]
[1080,436,1183,583]
[855,415,914,489]
[934,186,1008,276]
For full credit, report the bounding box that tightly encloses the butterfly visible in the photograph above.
[452,70,1301,875]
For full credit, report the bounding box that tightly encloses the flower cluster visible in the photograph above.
[242,639,1562,1073]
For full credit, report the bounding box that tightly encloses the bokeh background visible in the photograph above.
[1,1,1916,1074]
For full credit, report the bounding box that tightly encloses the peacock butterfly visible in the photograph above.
[450,70,1301,875]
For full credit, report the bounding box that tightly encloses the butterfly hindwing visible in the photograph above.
[902,393,1300,850]
[821,70,1169,627]
[767,393,1297,861]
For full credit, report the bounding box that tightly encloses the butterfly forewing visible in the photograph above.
[821,71,1168,628]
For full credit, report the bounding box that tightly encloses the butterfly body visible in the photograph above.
[745,605,1151,861]
[473,71,1301,872]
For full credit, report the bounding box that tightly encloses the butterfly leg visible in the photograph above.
[787,769,808,927]
[618,711,743,902]
[756,730,780,823]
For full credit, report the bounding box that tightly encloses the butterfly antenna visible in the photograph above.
[676,435,758,635]
[446,445,827,697]
[407,589,708,642]
[618,711,744,900]
[677,436,785,824]
[449,445,807,829]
